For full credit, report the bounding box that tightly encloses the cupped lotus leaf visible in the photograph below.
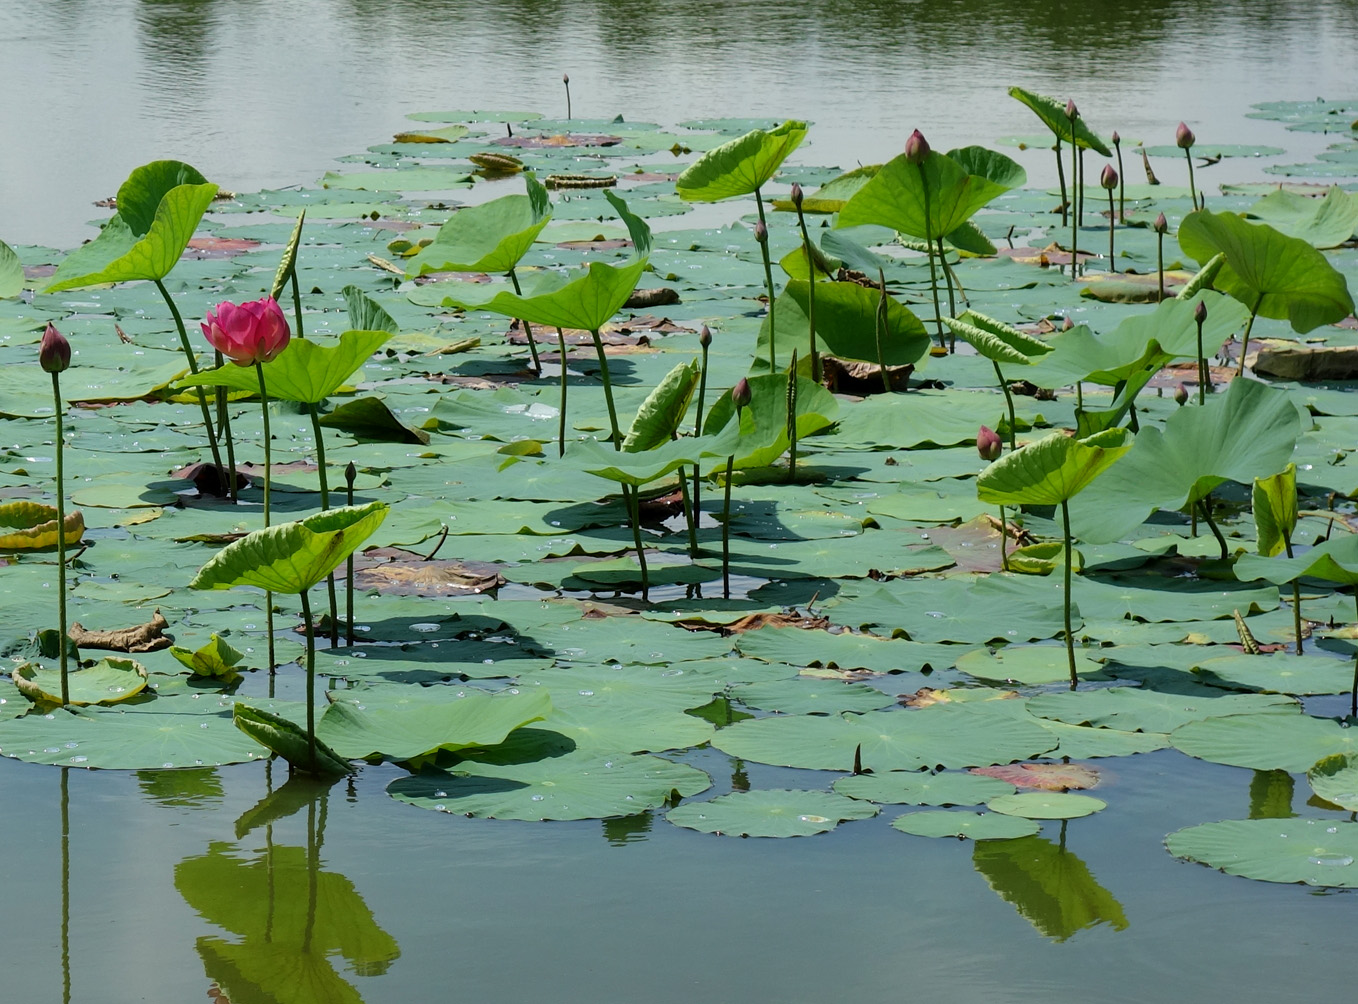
[317,397,429,444]
[316,688,552,761]
[838,146,1025,240]
[760,279,929,372]
[987,792,1106,819]
[973,834,1129,942]
[942,310,1051,366]
[729,678,894,715]
[892,810,1039,840]
[190,502,389,595]
[115,159,211,236]
[1027,686,1299,735]
[232,703,353,776]
[702,373,838,470]
[0,702,268,769]
[45,180,219,291]
[621,359,699,452]
[1166,818,1358,887]
[169,634,245,678]
[712,704,1057,772]
[666,789,877,838]
[0,501,84,550]
[405,172,551,275]
[956,646,1104,687]
[1245,185,1358,249]
[177,330,391,404]
[1007,87,1113,155]
[1177,209,1355,333]
[1233,532,1358,587]
[0,238,21,298]
[13,657,149,705]
[1192,652,1356,696]
[343,285,399,334]
[388,750,711,820]
[1072,379,1303,544]
[675,120,808,202]
[1307,753,1358,810]
[976,428,1132,508]
[1252,464,1298,558]
[1171,711,1358,772]
[834,770,1015,806]
[567,423,741,487]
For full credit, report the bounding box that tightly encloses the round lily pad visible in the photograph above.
[1307,753,1358,811]
[834,770,1015,806]
[1171,712,1358,773]
[13,657,149,706]
[1166,818,1358,887]
[1193,652,1356,696]
[987,792,1106,819]
[665,789,877,838]
[730,678,894,715]
[891,810,1039,840]
[1027,686,1299,734]
[957,645,1104,686]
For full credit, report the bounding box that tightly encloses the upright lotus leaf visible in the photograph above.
[0,500,84,550]
[943,310,1051,366]
[190,502,389,595]
[675,121,808,202]
[972,835,1128,943]
[837,146,1026,240]
[976,428,1132,507]
[169,634,245,678]
[1008,87,1113,155]
[0,238,21,298]
[405,172,551,276]
[44,160,218,291]
[175,330,392,404]
[702,373,838,470]
[621,359,700,452]
[753,281,929,374]
[1073,379,1304,544]
[343,285,399,334]
[1252,463,1298,558]
[1245,185,1358,249]
[232,704,353,776]
[1177,209,1354,333]
[1234,532,1358,587]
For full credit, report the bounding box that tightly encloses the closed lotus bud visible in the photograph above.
[345,461,357,484]
[1062,315,1075,331]
[732,377,752,413]
[977,425,1003,462]
[1066,99,1079,119]
[1176,122,1195,149]
[699,324,712,348]
[791,183,804,209]
[904,129,930,165]
[1194,300,1208,324]
[1100,164,1118,190]
[753,220,768,244]
[1174,383,1189,406]
[1153,212,1168,234]
[40,323,71,374]
[1112,130,1121,145]
[562,73,569,84]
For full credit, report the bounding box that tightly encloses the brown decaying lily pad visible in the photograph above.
[353,548,504,597]
[507,315,691,348]
[183,236,260,259]
[820,357,914,395]
[900,687,1020,707]
[926,516,1008,574]
[492,133,622,149]
[673,611,831,636]
[970,763,1101,791]
[69,609,172,653]
[997,243,1099,267]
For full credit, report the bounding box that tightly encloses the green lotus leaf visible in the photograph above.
[987,792,1106,819]
[1026,686,1298,735]
[1171,711,1358,772]
[268,208,306,301]
[176,330,391,404]
[405,171,551,275]
[976,428,1132,507]
[666,789,877,838]
[1192,652,1356,696]
[1252,463,1297,558]
[956,645,1104,687]
[0,238,21,298]
[1007,87,1113,154]
[567,423,742,487]
[169,634,245,678]
[834,770,1016,806]
[388,750,711,821]
[1166,818,1358,887]
[702,373,838,470]
[675,120,808,202]
[1245,185,1358,248]
[317,687,552,761]
[729,678,894,715]
[772,164,881,213]
[317,396,429,444]
[1177,209,1354,333]
[13,656,149,706]
[892,810,1039,840]
[1307,753,1358,811]
[232,703,353,776]
[943,310,1051,366]
[190,502,389,595]
[621,359,699,452]
[0,500,85,550]
[758,279,929,373]
[115,159,211,236]
[1234,532,1358,587]
[343,285,399,334]
[1072,379,1303,544]
[838,145,1026,240]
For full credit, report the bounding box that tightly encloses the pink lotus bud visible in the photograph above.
[1194,300,1208,324]
[977,425,1002,462]
[1153,212,1168,234]
[699,324,712,348]
[1100,164,1118,190]
[904,129,930,165]
[1066,99,1079,120]
[1062,315,1075,331]
[753,220,768,244]
[732,378,752,413]
[201,297,291,367]
[562,73,569,84]
[40,323,71,374]
[1173,383,1189,406]
[1112,130,1121,145]
[1176,122,1195,149]
[791,183,804,209]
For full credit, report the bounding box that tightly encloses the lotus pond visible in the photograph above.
[5,73,1358,1002]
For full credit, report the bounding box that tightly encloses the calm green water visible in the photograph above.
[3,2,1358,1001]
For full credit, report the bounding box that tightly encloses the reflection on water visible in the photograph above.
[174,771,399,1003]
[136,766,225,808]
[1248,769,1297,819]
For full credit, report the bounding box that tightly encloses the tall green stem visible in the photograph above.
[509,268,543,374]
[1077,148,1086,227]
[994,360,1017,451]
[1068,118,1079,279]
[1184,149,1198,210]
[754,186,777,370]
[309,406,339,646]
[214,349,237,503]
[256,362,276,672]
[300,588,317,772]
[290,271,305,339]
[1106,189,1116,269]
[1198,496,1229,560]
[1061,500,1078,691]
[1054,139,1068,226]
[786,352,798,482]
[875,268,890,393]
[1196,314,1208,404]
[1284,536,1302,656]
[691,335,710,558]
[590,329,621,447]
[679,466,698,558]
[795,203,820,382]
[1351,591,1357,719]
[345,464,356,646]
[155,279,225,488]
[916,164,944,349]
[998,503,1009,572]
[937,236,957,337]
[60,767,71,1004]
[1157,231,1165,301]
[722,456,735,600]
[52,372,68,707]
[625,484,649,601]
[1237,295,1263,378]
[1114,138,1126,222]
[556,327,568,457]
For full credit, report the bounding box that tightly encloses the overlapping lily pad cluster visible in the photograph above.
[1,99,1358,886]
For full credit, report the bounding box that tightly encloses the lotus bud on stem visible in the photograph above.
[1100,164,1118,269]
[41,323,72,705]
[723,379,751,600]
[563,73,571,119]
[874,268,890,393]
[906,129,947,349]
[345,462,357,645]
[977,426,1009,571]
[689,325,712,559]
[1153,212,1168,301]
[1173,383,1189,407]
[1112,130,1126,221]
[1193,299,1210,403]
[1177,122,1198,209]
[752,190,778,369]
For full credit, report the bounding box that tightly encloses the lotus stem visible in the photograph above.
[679,466,698,558]
[508,268,543,375]
[155,279,226,492]
[994,361,1018,451]
[214,349,238,503]
[299,587,317,773]
[1195,311,1209,404]
[691,328,710,558]
[52,370,69,706]
[256,361,276,672]
[722,455,734,600]
[1351,590,1357,719]
[1237,294,1264,379]
[937,236,957,342]
[290,271,305,339]
[998,503,1009,572]
[1113,133,1126,222]
[1061,500,1078,691]
[1283,535,1303,656]
[1054,138,1068,225]
[624,484,649,601]
[563,73,571,120]
[1157,229,1165,302]
[875,268,890,394]
[1077,148,1086,227]
[60,766,70,1004]
[589,328,623,449]
[345,462,356,645]
[793,197,820,383]
[556,327,568,457]
[916,164,946,349]
[1198,496,1229,560]
[308,405,339,646]
[754,186,777,370]
[1184,150,1198,211]
[1068,115,1079,280]
[1106,188,1116,267]
[786,349,798,482]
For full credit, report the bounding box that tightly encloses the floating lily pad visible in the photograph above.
[1026,686,1299,734]
[957,645,1104,686]
[834,770,1015,806]
[729,678,894,715]
[1307,753,1358,811]
[1166,818,1358,887]
[987,792,1106,819]
[891,810,1039,840]
[1193,652,1356,696]
[666,789,877,837]
[13,657,149,706]
[1171,711,1358,773]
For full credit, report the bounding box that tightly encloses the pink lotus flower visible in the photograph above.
[201,297,291,366]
